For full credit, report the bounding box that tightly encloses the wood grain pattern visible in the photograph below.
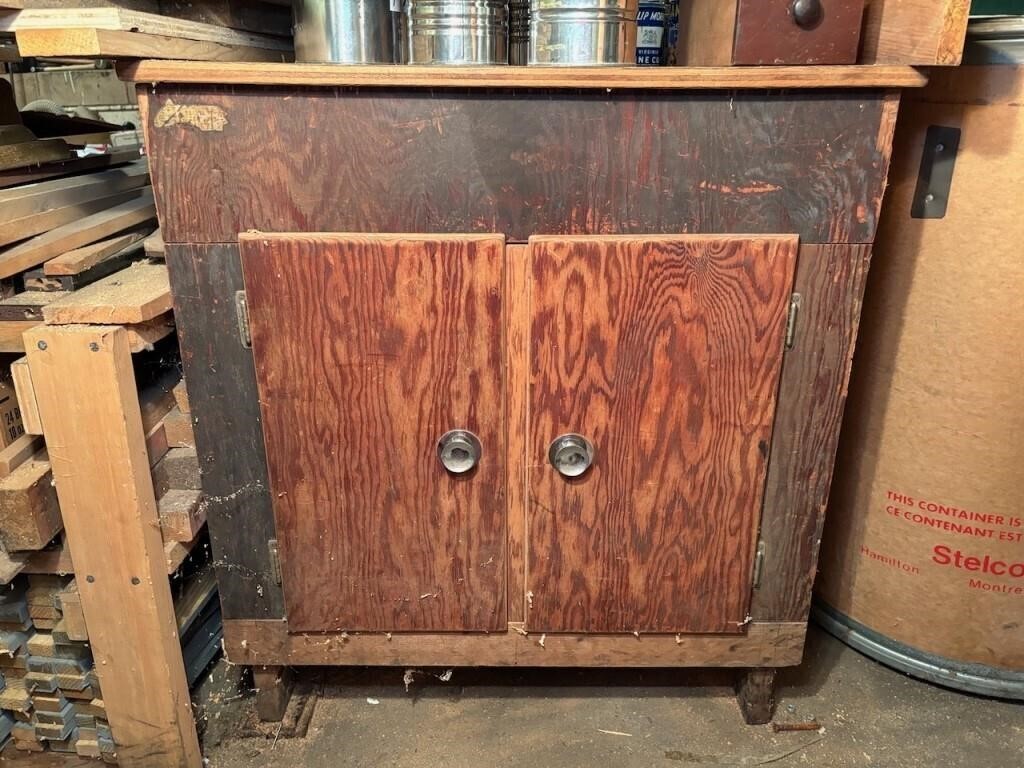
[733,0,865,65]
[224,619,808,668]
[527,236,798,633]
[143,88,895,245]
[15,28,292,62]
[751,244,873,622]
[677,0,738,66]
[861,0,969,66]
[120,60,927,89]
[240,233,507,632]
[506,244,529,624]
[163,242,283,619]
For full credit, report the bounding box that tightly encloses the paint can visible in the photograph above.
[634,0,665,65]
[815,54,1024,700]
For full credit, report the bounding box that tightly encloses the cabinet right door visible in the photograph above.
[526,235,799,633]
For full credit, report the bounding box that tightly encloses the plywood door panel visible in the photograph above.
[240,233,507,633]
[527,235,798,634]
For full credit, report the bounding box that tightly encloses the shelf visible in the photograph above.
[119,61,928,90]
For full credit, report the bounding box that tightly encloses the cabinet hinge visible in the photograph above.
[268,539,282,585]
[784,293,802,350]
[752,541,766,589]
[235,290,252,348]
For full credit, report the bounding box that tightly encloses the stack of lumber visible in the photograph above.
[2,2,293,62]
[0,576,115,759]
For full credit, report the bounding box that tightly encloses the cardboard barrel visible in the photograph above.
[815,61,1024,699]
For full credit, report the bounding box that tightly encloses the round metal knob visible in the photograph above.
[437,430,481,474]
[791,0,823,29]
[548,434,595,478]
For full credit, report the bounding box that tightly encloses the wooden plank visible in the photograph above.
[0,149,140,190]
[677,0,739,66]
[0,190,147,248]
[752,243,874,622]
[0,291,69,321]
[0,433,42,476]
[21,535,74,576]
[58,580,88,642]
[28,242,146,293]
[163,243,282,619]
[0,139,70,173]
[164,529,201,574]
[0,191,155,279]
[157,488,204,543]
[224,619,807,668]
[42,262,170,325]
[506,244,528,624]
[172,379,188,414]
[124,313,174,353]
[15,28,292,62]
[0,449,61,552]
[241,233,507,632]
[11,357,41,436]
[43,231,148,276]
[142,88,896,245]
[0,161,148,226]
[119,61,928,89]
[143,227,163,258]
[11,8,291,49]
[161,405,193,447]
[0,321,39,353]
[861,0,970,66]
[24,324,201,767]
[527,236,798,633]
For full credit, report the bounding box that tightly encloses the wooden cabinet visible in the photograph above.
[132,61,918,724]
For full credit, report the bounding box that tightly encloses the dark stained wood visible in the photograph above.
[240,233,507,632]
[526,236,798,633]
[736,668,776,725]
[163,242,284,619]
[733,0,866,65]
[144,87,894,245]
[253,665,293,722]
[751,244,873,622]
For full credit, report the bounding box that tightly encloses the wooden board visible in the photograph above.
[0,139,70,173]
[119,60,927,89]
[43,231,148,276]
[224,619,807,668]
[0,191,155,279]
[0,189,148,248]
[506,244,529,623]
[240,233,507,633]
[11,356,41,435]
[0,433,42,476]
[0,149,140,190]
[0,160,147,223]
[143,88,897,245]
[0,320,39,352]
[861,0,970,66]
[0,449,61,552]
[526,236,798,633]
[24,324,200,766]
[0,291,67,321]
[15,28,292,62]
[676,0,738,66]
[162,243,282,619]
[732,0,866,65]
[42,262,171,325]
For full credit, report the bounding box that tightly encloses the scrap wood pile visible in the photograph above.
[0,1,293,63]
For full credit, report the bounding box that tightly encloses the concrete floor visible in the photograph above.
[196,626,1022,768]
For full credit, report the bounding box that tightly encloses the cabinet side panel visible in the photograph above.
[752,243,873,621]
[165,242,285,619]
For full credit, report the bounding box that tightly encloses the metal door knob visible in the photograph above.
[791,0,823,29]
[548,434,595,478]
[437,430,481,474]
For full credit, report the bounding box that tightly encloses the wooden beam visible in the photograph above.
[0,191,155,279]
[224,620,808,668]
[42,262,171,325]
[0,449,61,552]
[10,356,42,436]
[16,28,292,62]
[0,139,71,173]
[25,324,201,767]
[0,433,43,476]
[0,149,140,190]
[157,489,204,543]
[0,291,69,322]
[118,61,930,90]
[0,320,40,353]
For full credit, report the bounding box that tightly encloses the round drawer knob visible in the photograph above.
[548,434,595,478]
[437,430,481,474]
[791,0,823,29]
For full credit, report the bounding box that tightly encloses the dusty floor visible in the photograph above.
[195,626,1022,768]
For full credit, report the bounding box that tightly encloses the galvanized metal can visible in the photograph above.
[528,0,638,66]
[403,0,508,64]
[634,0,665,65]
[293,0,398,63]
[509,0,531,65]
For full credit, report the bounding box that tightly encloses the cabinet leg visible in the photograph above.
[736,668,776,725]
[253,665,294,722]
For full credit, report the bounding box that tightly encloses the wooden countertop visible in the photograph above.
[118,61,927,90]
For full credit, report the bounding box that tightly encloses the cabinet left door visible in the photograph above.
[239,233,507,633]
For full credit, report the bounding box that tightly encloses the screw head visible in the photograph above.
[86,575,95,583]
[89,342,100,352]
[924,193,935,203]
[131,576,140,585]
[36,341,47,351]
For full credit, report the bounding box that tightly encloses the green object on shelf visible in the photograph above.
[971,0,1024,16]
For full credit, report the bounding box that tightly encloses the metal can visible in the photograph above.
[634,0,665,66]
[529,0,638,66]
[293,0,397,64]
[404,0,508,65]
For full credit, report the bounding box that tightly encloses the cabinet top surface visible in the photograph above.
[119,61,927,90]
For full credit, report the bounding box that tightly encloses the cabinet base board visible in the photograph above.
[224,620,806,668]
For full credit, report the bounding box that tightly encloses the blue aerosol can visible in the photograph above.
[635,0,667,66]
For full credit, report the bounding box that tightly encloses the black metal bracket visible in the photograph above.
[911,125,961,219]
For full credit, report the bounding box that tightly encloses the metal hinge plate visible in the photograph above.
[752,541,766,589]
[268,539,282,584]
[235,290,251,348]
[911,125,961,219]
[785,293,801,350]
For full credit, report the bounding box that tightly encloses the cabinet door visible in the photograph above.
[733,0,865,65]
[239,233,507,633]
[527,235,798,633]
